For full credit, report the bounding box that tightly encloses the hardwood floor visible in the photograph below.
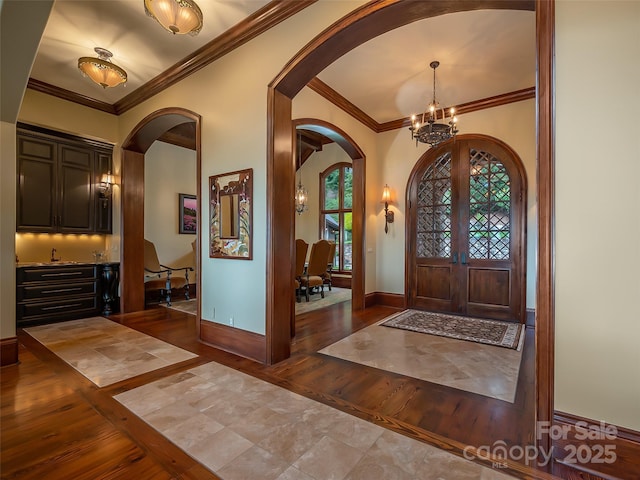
[2,302,546,479]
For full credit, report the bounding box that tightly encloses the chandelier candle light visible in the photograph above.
[295,131,308,215]
[409,61,459,147]
[144,0,203,35]
[78,48,127,89]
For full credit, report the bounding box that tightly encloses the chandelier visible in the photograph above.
[409,61,459,147]
[78,48,127,89]
[144,0,203,36]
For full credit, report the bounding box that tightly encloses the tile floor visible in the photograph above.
[115,361,515,480]
[319,318,523,402]
[26,316,522,478]
[24,317,197,387]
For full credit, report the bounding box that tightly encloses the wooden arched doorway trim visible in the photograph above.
[293,118,366,313]
[266,0,554,458]
[120,107,201,314]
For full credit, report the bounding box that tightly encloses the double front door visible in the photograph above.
[406,135,527,322]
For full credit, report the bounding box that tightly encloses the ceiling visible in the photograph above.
[28,0,536,128]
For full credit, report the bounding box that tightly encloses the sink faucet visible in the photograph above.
[51,248,60,262]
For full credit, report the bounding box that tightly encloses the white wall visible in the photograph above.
[555,0,640,430]
[144,141,197,270]
[295,142,352,251]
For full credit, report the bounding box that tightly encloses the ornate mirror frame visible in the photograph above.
[209,168,252,259]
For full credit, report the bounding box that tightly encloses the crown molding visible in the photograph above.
[27,78,117,115]
[27,0,317,116]
[307,77,379,131]
[307,78,535,134]
[380,87,536,133]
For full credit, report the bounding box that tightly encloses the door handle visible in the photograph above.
[461,252,467,265]
[451,253,458,264]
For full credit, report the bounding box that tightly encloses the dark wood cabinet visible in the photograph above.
[16,264,100,327]
[16,124,113,234]
[16,262,120,327]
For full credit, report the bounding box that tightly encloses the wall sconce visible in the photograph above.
[382,184,394,234]
[99,172,116,198]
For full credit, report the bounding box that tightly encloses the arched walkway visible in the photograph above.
[293,118,366,314]
[120,108,201,314]
[265,0,554,456]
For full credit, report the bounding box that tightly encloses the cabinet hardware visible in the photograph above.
[452,253,458,264]
[41,303,83,311]
[461,252,467,264]
[41,287,83,294]
[41,272,84,277]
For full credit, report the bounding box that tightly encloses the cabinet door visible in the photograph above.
[58,144,94,232]
[16,135,56,232]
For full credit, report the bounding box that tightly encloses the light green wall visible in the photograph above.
[555,0,640,430]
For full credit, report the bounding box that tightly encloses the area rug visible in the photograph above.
[382,309,524,350]
[295,287,351,315]
[24,317,198,387]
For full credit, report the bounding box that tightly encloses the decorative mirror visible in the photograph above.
[209,168,252,259]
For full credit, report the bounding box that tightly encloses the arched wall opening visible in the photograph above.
[266,0,554,457]
[120,108,201,315]
[293,118,366,319]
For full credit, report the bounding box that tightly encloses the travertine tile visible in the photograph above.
[319,320,522,402]
[217,445,289,480]
[25,317,197,387]
[115,360,518,480]
[187,427,253,471]
[293,436,364,480]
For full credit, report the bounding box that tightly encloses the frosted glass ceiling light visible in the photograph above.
[144,0,203,36]
[78,47,127,89]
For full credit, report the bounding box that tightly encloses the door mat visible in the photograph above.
[381,309,524,350]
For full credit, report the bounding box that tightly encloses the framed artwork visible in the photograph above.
[209,168,252,259]
[179,193,197,234]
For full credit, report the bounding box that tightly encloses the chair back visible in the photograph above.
[144,239,162,272]
[295,239,308,277]
[307,240,331,276]
[327,241,337,269]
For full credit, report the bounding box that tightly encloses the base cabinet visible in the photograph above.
[17,263,120,327]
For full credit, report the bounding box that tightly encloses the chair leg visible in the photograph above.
[184,283,190,301]
[320,285,325,298]
[305,285,310,302]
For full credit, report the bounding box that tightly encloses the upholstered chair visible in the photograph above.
[300,239,331,302]
[144,239,193,306]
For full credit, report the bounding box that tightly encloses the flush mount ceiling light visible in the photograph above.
[409,61,459,147]
[144,0,203,36]
[77,47,127,89]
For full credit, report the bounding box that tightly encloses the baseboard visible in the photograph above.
[552,410,640,480]
[0,337,19,367]
[364,291,405,309]
[200,320,266,364]
[526,308,535,328]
